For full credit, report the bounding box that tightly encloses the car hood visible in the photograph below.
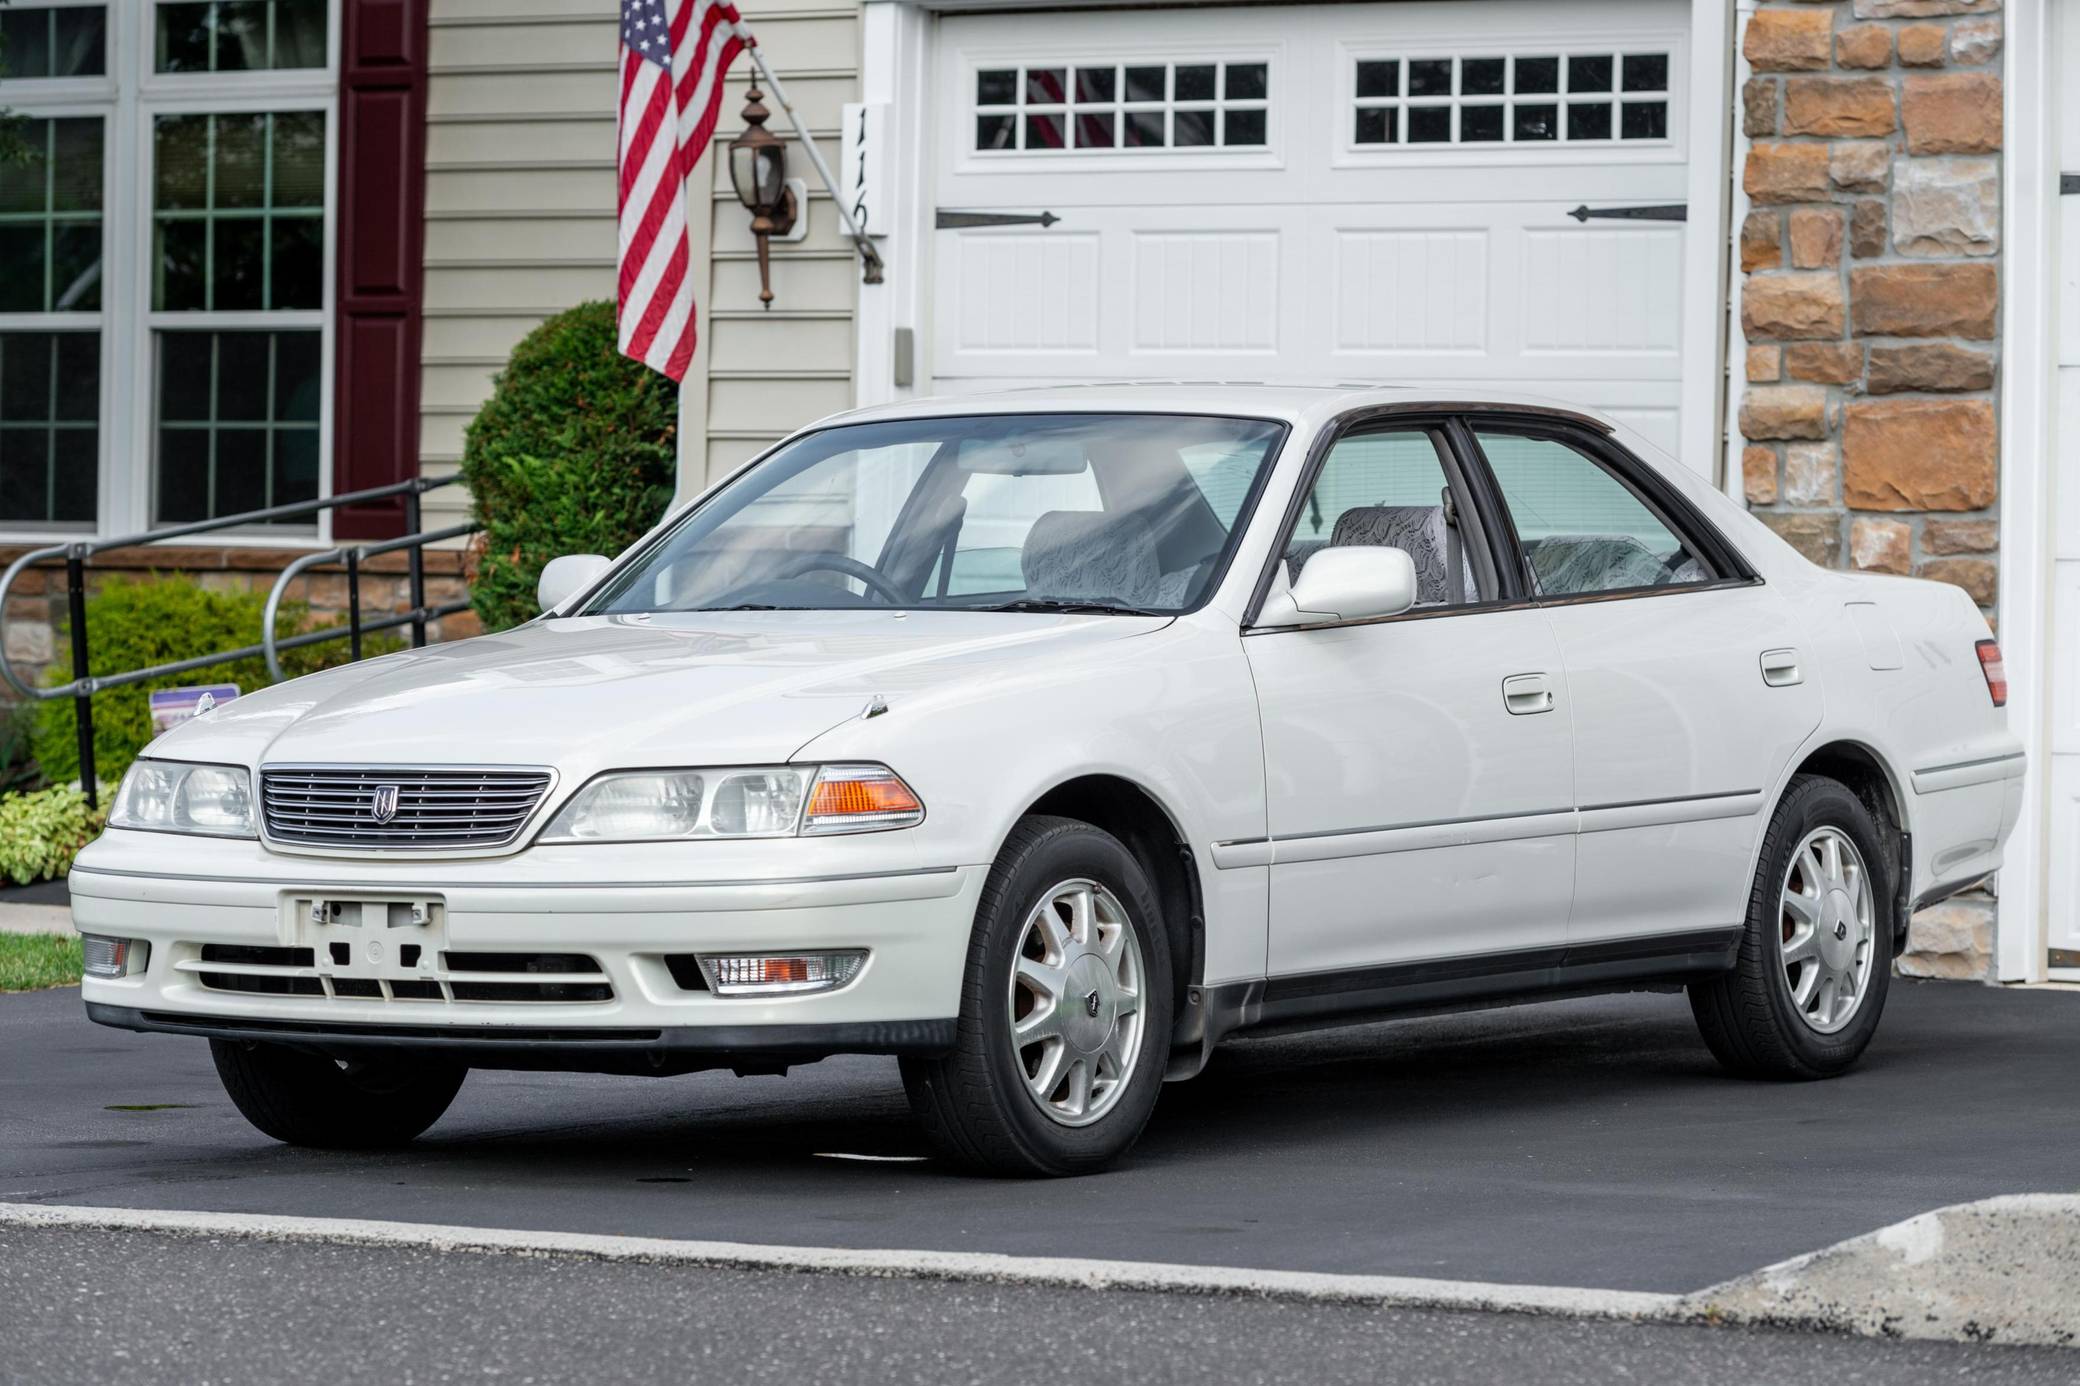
[154,610,1169,771]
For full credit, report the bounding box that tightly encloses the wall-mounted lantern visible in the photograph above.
[728,85,799,309]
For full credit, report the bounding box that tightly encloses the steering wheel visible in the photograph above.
[777,552,910,604]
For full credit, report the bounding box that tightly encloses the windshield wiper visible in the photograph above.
[964,598,1165,617]
[694,602,797,611]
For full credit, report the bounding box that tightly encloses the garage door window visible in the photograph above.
[975,61,1269,152]
[1352,51,1669,146]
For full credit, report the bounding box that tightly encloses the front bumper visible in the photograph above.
[71,829,985,1070]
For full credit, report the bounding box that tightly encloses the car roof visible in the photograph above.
[820,382,1617,434]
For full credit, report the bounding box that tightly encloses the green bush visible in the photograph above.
[461,300,679,631]
[0,784,105,885]
[32,576,393,788]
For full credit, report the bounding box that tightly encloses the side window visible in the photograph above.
[1283,428,1484,608]
[1476,430,1712,597]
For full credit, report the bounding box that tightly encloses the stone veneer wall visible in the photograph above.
[1739,0,2003,979]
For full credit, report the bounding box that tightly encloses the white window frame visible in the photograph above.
[0,0,117,539]
[969,57,1273,158]
[1332,29,1689,170]
[1346,49,1675,151]
[0,0,341,547]
[953,41,1286,176]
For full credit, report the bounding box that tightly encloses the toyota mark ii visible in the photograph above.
[72,385,2023,1175]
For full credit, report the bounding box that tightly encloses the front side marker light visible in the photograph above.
[81,935,145,978]
[700,951,867,996]
[802,765,924,835]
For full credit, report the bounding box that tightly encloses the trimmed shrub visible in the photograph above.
[461,300,679,631]
[0,784,105,884]
[31,576,393,788]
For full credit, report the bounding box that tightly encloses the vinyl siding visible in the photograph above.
[416,0,861,536]
[697,1,862,482]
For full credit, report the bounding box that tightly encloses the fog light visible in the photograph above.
[80,935,144,978]
[700,951,866,996]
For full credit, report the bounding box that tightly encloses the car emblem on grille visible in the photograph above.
[370,784,402,824]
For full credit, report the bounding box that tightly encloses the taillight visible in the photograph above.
[1976,639,2007,706]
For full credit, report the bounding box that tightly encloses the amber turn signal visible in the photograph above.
[802,764,925,834]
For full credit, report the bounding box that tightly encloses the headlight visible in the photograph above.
[109,759,257,838]
[539,763,922,842]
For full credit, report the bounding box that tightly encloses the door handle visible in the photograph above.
[1502,672,1555,715]
[1760,648,1804,687]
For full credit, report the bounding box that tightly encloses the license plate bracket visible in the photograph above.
[287,894,448,985]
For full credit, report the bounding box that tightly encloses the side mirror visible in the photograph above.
[537,554,613,615]
[1257,546,1419,628]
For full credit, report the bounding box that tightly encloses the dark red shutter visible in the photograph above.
[332,0,431,540]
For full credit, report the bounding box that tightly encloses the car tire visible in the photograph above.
[211,1040,467,1147]
[901,814,1174,1177]
[1689,774,1896,1080]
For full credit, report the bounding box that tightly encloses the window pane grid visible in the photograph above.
[156,329,320,525]
[0,331,99,527]
[0,5,109,78]
[976,61,1269,152]
[155,0,327,73]
[0,118,104,315]
[1352,51,1671,146]
[153,111,325,312]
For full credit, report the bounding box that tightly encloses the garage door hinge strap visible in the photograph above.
[936,210,1061,230]
[1567,203,1687,223]
[2061,174,2080,195]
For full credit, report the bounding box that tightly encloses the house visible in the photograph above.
[3,0,2070,982]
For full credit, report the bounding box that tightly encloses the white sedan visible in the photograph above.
[72,385,2023,1176]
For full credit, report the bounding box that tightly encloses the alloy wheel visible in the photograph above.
[1778,826,1876,1035]
[1005,878,1146,1127]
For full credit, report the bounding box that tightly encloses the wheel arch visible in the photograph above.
[1015,773,1207,1059]
[1777,738,1913,948]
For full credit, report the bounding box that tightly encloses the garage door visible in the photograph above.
[929,0,1693,455]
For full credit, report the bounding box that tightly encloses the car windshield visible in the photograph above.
[581,413,1288,616]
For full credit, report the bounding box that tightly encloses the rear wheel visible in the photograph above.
[1689,774,1895,1079]
[211,1040,466,1147]
[901,815,1173,1176]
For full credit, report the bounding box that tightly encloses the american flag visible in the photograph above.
[618,0,747,380]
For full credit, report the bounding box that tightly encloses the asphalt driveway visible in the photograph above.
[3,979,2076,1294]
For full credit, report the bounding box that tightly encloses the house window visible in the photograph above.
[0,114,104,528]
[156,330,320,522]
[0,118,104,315]
[155,0,328,73]
[152,111,325,313]
[1353,51,1671,146]
[0,333,99,525]
[1,1,339,537]
[0,4,108,77]
[975,61,1269,152]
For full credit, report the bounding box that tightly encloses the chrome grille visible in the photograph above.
[260,766,553,849]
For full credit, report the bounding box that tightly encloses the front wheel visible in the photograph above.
[211,1040,466,1147]
[901,815,1173,1176]
[1689,774,1895,1079]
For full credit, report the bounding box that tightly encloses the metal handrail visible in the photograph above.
[260,522,477,681]
[0,474,474,805]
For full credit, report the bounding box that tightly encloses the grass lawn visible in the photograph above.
[0,933,83,991]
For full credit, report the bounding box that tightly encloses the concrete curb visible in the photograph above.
[5,1198,2075,1347]
[0,1201,1677,1322]
[1679,1195,2080,1348]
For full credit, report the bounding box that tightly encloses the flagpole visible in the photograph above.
[737,29,884,284]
